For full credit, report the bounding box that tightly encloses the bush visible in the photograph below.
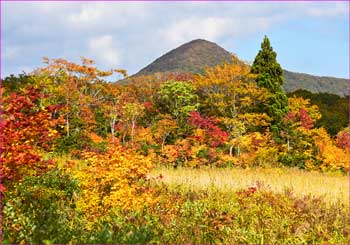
[55,132,93,153]
[128,185,350,244]
[227,188,349,244]
[85,209,162,244]
[2,169,83,244]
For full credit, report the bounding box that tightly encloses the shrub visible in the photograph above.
[134,185,350,244]
[84,209,162,244]
[54,131,92,153]
[2,169,83,244]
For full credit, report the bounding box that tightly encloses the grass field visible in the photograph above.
[151,167,350,205]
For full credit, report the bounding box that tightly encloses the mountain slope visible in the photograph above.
[134,39,348,97]
[282,70,348,97]
[136,39,239,75]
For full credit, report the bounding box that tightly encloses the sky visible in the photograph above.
[1,1,349,79]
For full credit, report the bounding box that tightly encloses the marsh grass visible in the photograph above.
[151,166,349,205]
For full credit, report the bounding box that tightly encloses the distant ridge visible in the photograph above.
[133,39,348,97]
[282,70,348,97]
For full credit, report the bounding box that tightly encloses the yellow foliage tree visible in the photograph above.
[194,62,271,157]
[69,146,155,224]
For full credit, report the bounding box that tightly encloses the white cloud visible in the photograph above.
[158,14,281,50]
[301,2,349,17]
[69,5,103,26]
[67,2,150,30]
[88,35,121,67]
[160,17,231,47]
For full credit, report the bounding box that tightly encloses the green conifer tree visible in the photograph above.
[251,35,288,135]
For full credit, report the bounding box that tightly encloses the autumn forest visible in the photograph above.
[1,36,350,244]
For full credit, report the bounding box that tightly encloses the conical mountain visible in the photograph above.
[133,39,348,97]
[136,39,239,75]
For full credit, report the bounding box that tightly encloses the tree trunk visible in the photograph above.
[131,119,135,146]
[122,131,127,145]
[66,114,70,137]
[229,145,234,157]
[110,119,115,145]
[161,133,169,153]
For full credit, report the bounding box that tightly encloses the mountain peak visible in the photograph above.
[187,38,209,43]
[185,39,214,45]
[136,39,237,75]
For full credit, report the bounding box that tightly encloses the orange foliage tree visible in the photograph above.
[34,58,125,144]
[309,128,347,171]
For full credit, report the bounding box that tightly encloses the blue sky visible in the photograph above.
[1,1,349,79]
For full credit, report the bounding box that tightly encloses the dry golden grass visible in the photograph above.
[151,167,350,205]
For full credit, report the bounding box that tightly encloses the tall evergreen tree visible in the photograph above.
[251,35,288,135]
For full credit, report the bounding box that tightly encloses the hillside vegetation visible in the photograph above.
[283,70,348,97]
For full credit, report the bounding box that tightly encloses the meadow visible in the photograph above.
[151,166,349,205]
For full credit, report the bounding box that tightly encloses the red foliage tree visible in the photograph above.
[283,109,314,130]
[1,86,60,184]
[188,111,228,147]
[299,108,314,129]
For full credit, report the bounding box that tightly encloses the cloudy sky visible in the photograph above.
[2,1,349,79]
